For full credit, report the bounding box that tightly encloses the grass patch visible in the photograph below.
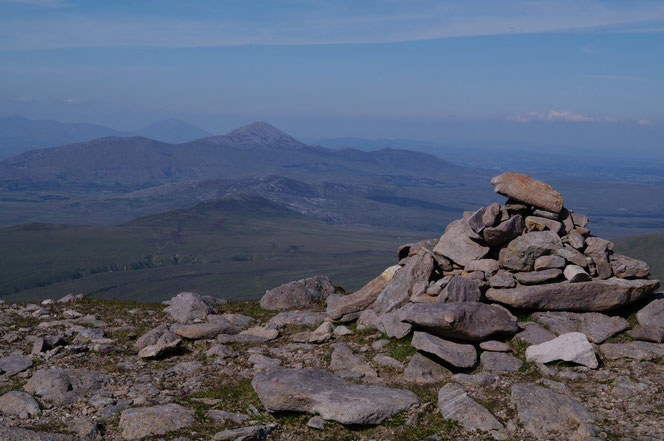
[386,335,417,362]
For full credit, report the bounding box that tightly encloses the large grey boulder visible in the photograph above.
[252,368,417,425]
[411,331,477,368]
[327,266,400,320]
[480,352,523,372]
[329,343,377,379]
[486,278,659,312]
[0,391,41,416]
[373,251,434,315]
[119,404,195,440]
[525,332,598,368]
[531,311,629,343]
[436,275,483,303]
[399,302,519,342]
[438,383,503,432]
[402,353,450,385]
[483,214,524,247]
[630,298,664,342]
[138,331,182,359]
[600,341,664,361]
[0,427,77,441]
[511,383,597,440]
[610,254,650,279]
[25,368,109,405]
[375,311,412,339]
[174,321,240,339]
[164,292,217,323]
[260,275,335,311]
[499,230,562,271]
[585,237,614,280]
[491,172,564,213]
[432,219,490,267]
[0,355,33,378]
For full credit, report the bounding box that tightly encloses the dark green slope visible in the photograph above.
[0,193,430,303]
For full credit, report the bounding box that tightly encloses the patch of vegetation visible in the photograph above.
[386,335,417,362]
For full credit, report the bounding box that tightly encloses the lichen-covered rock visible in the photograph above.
[432,219,490,267]
[25,368,109,405]
[373,251,434,314]
[327,266,400,320]
[119,404,195,440]
[499,230,563,272]
[164,292,217,323]
[438,383,503,432]
[491,172,564,213]
[525,332,598,368]
[260,275,335,311]
[411,331,477,368]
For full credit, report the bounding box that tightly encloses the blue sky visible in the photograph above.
[0,0,663,150]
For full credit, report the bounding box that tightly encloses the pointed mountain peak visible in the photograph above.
[196,121,305,150]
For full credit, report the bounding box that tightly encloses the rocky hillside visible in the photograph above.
[0,173,662,441]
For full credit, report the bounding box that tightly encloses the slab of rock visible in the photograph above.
[525,215,563,234]
[326,266,400,319]
[479,340,511,352]
[207,410,249,424]
[483,214,524,247]
[138,331,182,359]
[267,310,326,329]
[205,344,238,359]
[291,321,334,343]
[241,326,279,341]
[119,404,195,440]
[466,206,488,233]
[133,325,167,350]
[466,259,499,275]
[375,311,412,339]
[630,298,664,342]
[566,229,586,249]
[438,383,503,432]
[329,343,376,379]
[514,268,562,285]
[556,246,588,268]
[411,331,477,368]
[212,424,278,441]
[373,251,434,314]
[486,278,659,312]
[399,302,518,342]
[175,321,240,339]
[585,237,614,280]
[563,264,591,282]
[512,383,597,439]
[436,274,483,303]
[531,311,629,343]
[600,341,664,361]
[25,368,109,405]
[402,353,450,384]
[513,322,556,345]
[499,230,563,272]
[491,172,564,213]
[610,254,650,279]
[164,292,217,323]
[210,313,254,329]
[260,275,334,311]
[0,355,33,377]
[525,332,598,368]
[0,427,77,441]
[480,352,522,372]
[252,368,418,425]
[534,255,566,270]
[489,272,516,288]
[432,219,490,267]
[0,391,41,416]
[373,354,404,369]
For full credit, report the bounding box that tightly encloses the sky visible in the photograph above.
[0,0,663,151]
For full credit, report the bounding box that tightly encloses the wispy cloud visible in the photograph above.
[0,0,70,7]
[61,97,79,104]
[638,119,655,126]
[0,1,663,50]
[508,110,618,123]
[11,95,34,103]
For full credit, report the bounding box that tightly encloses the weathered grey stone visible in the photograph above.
[532,209,560,220]
[252,368,418,425]
[175,321,240,339]
[267,310,326,329]
[482,202,502,227]
[511,383,597,439]
[411,331,477,368]
[513,322,556,345]
[329,343,376,379]
[480,351,522,372]
[372,354,404,369]
[479,340,511,352]
[570,211,589,228]
[563,264,591,282]
[357,309,379,330]
[466,206,488,233]
[119,404,195,440]
[402,353,450,384]
[499,230,563,272]
[486,278,659,312]
[207,410,250,424]
[610,254,650,279]
[25,368,109,405]
[566,229,586,249]
[205,344,238,359]
[452,373,498,387]
[489,272,516,288]
[291,322,334,344]
[375,311,412,339]
[629,298,664,342]
[556,246,588,268]
[525,332,598,368]
[436,274,483,303]
[212,424,278,441]
[534,255,566,271]
[164,292,217,323]
[531,311,629,343]
[585,237,614,280]
[133,325,167,350]
[432,219,490,267]
[399,302,519,341]
[138,331,182,359]
[241,326,279,341]
[0,391,41,416]
[466,259,499,275]
[525,216,563,234]
[491,172,564,213]
[483,215,524,247]
[438,383,503,432]
[600,341,664,361]
[514,269,562,285]
[260,275,334,311]
[209,313,254,329]
[307,416,325,430]
[0,427,77,441]
[0,355,33,377]
[373,251,434,314]
[327,266,400,319]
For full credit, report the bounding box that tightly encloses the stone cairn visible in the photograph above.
[327,172,661,367]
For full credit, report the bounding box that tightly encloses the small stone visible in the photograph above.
[531,311,629,343]
[0,391,41,416]
[212,424,278,441]
[479,341,511,352]
[402,353,450,385]
[525,332,598,368]
[534,255,566,271]
[260,275,335,311]
[373,354,404,369]
[610,254,650,279]
[0,356,33,377]
[630,298,664,342]
[499,231,563,272]
[175,321,241,339]
[525,216,563,234]
[164,292,218,323]
[119,404,195,440]
[307,416,325,430]
[600,341,664,361]
[514,269,562,285]
[483,215,524,247]
[205,344,238,359]
[432,219,490,267]
[466,259,499,276]
[437,274,483,303]
[480,351,522,372]
[241,326,279,341]
[411,331,477,368]
[563,264,591,282]
[438,383,503,432]
[566,230,586,249]
[513,323,556,345]
[333,325,353,336]
[489,272,516,288]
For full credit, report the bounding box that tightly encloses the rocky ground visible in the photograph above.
[1,172,663,441]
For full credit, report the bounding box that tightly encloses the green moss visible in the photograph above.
[386,335,417,362]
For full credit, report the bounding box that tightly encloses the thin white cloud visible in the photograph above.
[0,0,70,7]
[638,119,654,126]
[508,110,618,123]
[61,97,80,104]
[11,95,34,103]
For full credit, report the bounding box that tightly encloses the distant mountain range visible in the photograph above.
[0,115,211,159]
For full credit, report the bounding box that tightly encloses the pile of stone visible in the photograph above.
[325,172,660,370]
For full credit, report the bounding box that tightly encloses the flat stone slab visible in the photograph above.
[491,172,564,213]
[399,302,519,342]
[486,278,659,312]
[438,383,503,432]
[260,275,334,311]
[411,331,477,368]
[512,383,597,439]
[373,251,434,314]
[25,368,109,405]
[0,427,77,441]
[252,368,417,425]
[174,321,240,339]
[326,266,399,320]
[525,332,598,369]
[119,404,195,440]
[0,391,41,416]
[600,341,664,361]
[480,351,522,372]
[267,310,327,329]
[0,355,33,377]
[513,323,556,345]
[514,269,562,285]
[632,298,664,342]
[403,353,450,385]
[432,219,490,267]
[531,311,629,343]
